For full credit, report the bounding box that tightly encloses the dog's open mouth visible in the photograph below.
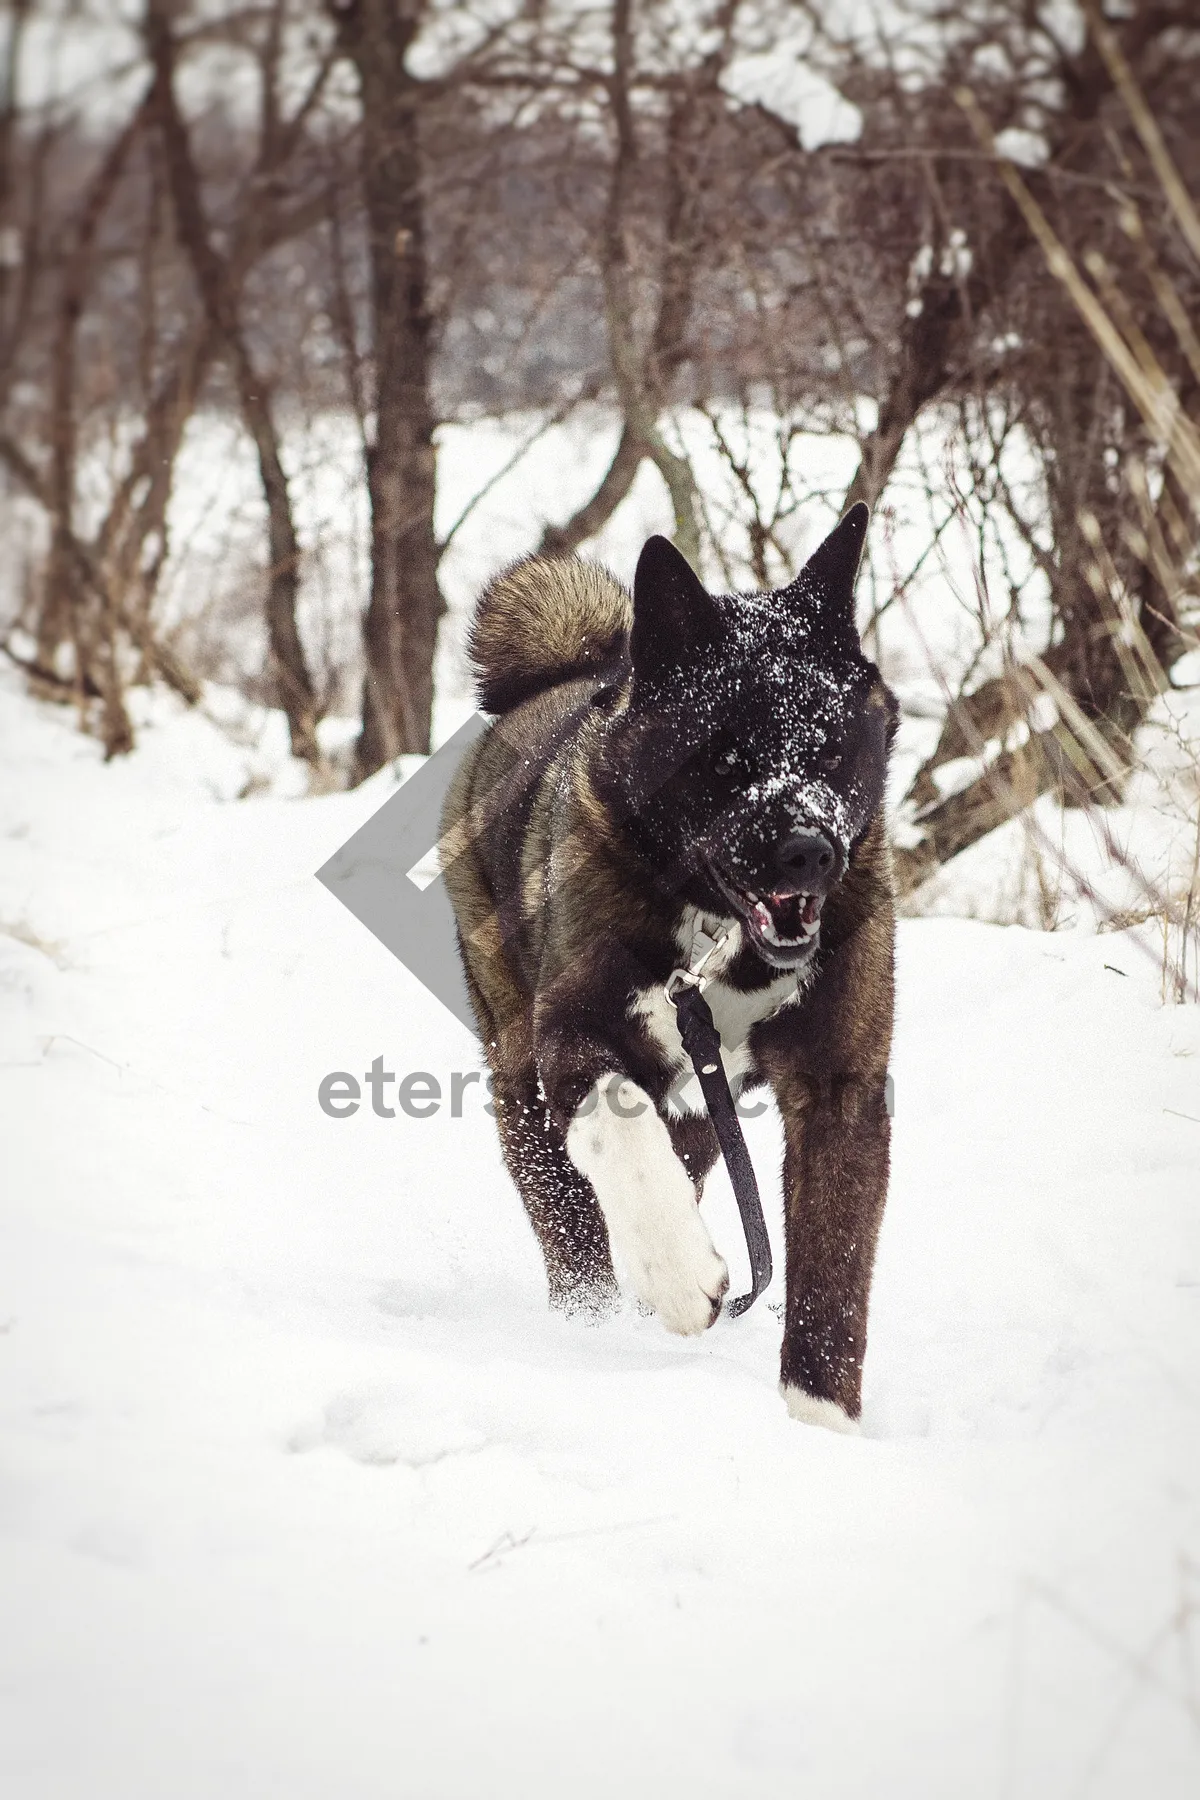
[707,862,824,965]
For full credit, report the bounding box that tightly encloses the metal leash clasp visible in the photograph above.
[664,927,729,1008]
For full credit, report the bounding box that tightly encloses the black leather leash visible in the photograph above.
[667,962,773,1318]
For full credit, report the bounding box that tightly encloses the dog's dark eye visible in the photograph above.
[714,745,742,775]
[819,745,843,773]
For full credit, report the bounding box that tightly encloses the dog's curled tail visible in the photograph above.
[469,555,632,714]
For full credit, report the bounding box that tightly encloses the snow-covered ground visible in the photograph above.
[2,661,1199,1800]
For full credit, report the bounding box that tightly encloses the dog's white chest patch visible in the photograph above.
[630,913,806,1116]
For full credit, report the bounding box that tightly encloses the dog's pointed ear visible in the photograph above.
[631,535,720,678]
[787,503,869,622]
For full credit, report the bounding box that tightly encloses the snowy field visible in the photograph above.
[1,642,1199,1800]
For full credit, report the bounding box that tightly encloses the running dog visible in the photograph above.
[441,505,896,1431]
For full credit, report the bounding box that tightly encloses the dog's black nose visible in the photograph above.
[777,828,842,892]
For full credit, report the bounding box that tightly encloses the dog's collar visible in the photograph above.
[664,923,731,1004]
[665,913,743,1002]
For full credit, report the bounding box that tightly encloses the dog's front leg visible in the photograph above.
[564,1074,729,1335]
[775,1073,891,1432]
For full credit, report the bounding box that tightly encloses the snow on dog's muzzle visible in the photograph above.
[776,827,843,893]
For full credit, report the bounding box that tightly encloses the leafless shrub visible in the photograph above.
[884,4,1199,996]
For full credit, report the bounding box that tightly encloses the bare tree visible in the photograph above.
[530,1,741,564]
[326,0,442,775]
[724,0,1198,888]
[3,0,1195,909]
[146,0,323,765]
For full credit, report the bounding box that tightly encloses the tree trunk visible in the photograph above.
[147,0,321,766]
[843,275,976,510]
[536,11,709,567]
[332,0,442,778]
[537,421,645,558]
[35,91,147,753]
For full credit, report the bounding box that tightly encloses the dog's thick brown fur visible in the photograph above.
[442,513,896,1428]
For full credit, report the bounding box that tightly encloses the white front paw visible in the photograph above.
[626,1207,729,1336]
[566,1074,728,1336]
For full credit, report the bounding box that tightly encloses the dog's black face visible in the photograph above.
[601,506,897,969]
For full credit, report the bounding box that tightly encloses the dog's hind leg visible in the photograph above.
[493,1075,619,1317]
[446,924,617,1316]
